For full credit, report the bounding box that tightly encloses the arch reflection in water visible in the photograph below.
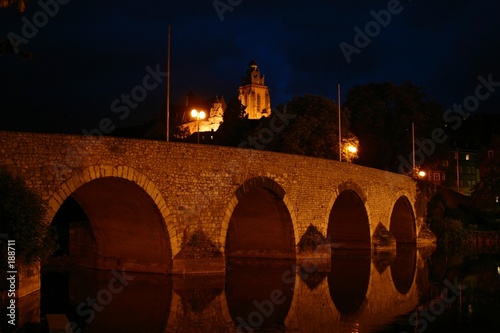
[391,244,417,295]
[328,250,371,315]
[225,259,295,331]
[63,267,172,333]
[41,253,424,332]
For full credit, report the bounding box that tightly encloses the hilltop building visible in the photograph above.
[180,60,271,137]
[181,95,226,136]
[238,60,271,119]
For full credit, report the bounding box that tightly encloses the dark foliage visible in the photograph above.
[0,168,57,264]
[345,82,443,171]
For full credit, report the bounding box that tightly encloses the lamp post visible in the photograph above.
[191,109,206,144]
[338,83,342,162]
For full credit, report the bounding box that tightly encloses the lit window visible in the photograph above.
[466,154,470,160]
[467,180,471,187]
[434,173,440,181]
[496,196,499,203]
[454,152,458,159]
[442,173,446,181]
[443,160,449,167]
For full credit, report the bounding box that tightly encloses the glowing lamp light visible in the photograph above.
[418,170,426,178]
[191,109,206,144]
[191,109,206,119]
[347,145,357,153]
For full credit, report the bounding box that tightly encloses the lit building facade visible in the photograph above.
[425,148,480,195]
[180,60,271,137]
[238,60,271,119]
[181,95,226,135]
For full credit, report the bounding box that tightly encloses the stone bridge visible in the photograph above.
[0,131,435,274]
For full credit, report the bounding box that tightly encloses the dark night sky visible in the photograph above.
[1,0,500,134]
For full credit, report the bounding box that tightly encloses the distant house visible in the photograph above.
[479,134,500,179]
[476,134,500,208]
[180,95,226,137]
[425,148,480,196]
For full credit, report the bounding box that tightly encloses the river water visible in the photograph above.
[40,246,500,333]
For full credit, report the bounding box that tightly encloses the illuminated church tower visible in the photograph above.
[238,60,271,119]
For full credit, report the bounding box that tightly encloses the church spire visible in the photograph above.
[238,60,271,119]
[242,59,265,86]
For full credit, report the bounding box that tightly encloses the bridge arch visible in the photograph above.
[389,194,416,244]
[326,182,371,249]
[220,176,298,259]
[47,165,178,273]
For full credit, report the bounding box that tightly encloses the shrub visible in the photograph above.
[0,168,57,264]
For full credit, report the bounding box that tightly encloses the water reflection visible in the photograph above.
[390,245,417,295]
[328,250,371,315]
[66,268,172,333]
[36,246,500,332]
[225,259,295,331]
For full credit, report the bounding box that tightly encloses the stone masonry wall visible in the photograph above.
[0,131,428,262]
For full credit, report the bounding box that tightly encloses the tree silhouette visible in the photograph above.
[345,82,443,171]
[248,94,356,160]
[0,0,33,58]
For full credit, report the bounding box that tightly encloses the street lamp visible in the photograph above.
[347,145,357,154]
[191,109,206,144]
[341,142,358,163]
[418,170,426,178]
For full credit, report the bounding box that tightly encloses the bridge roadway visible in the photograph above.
[0,131,435,274]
